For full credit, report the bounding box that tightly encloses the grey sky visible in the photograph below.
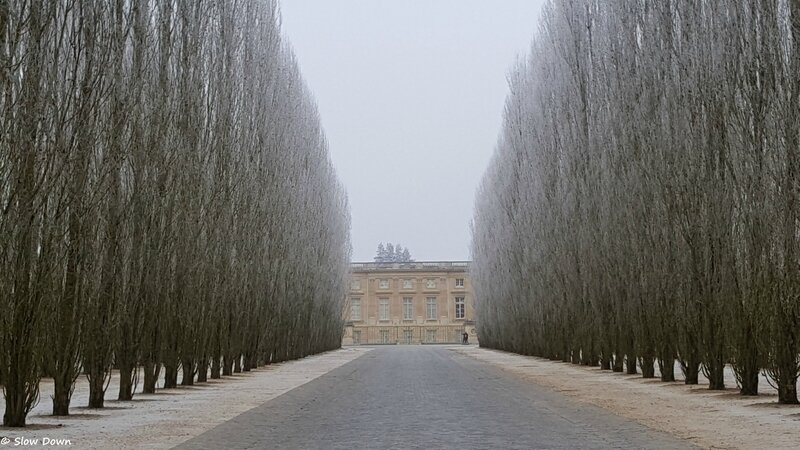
[280,0,545,262]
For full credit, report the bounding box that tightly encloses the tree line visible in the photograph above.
[0,0,350,427]
[472,0,800,404]
[374,243,413,263]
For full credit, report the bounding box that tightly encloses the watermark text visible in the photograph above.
[0,436,72,446]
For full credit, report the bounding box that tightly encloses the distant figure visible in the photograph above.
[462,331,469,345]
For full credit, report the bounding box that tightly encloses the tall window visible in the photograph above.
[403,329,413,344]
[426,297,437,320]
[455,278,464,287]
[351,298,361,321]
[380,330,390,344]
[455,297,465,319]
[379,298,389,321]
[403,297,413,320]
[353,330,361,344]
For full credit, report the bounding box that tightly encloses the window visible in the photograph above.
[455,297,465,319]
[403,297,413,320]
[426,297,437,320]
[351,280,361,290]
[380,330,390,344]
[402,279,413,289]
[403,329,413,344]
[425,279,436,289]
[378,279,389,289]
[455,278,464,287]
[426,329,437,343]
[379,298,389,321]
[351,298,361,321]
[353,330,361,344]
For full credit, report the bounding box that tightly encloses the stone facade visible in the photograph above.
[342,261,477,345]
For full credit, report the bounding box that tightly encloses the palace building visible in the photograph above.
[342,261,477,345]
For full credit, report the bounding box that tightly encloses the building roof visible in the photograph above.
[350,261,470,272]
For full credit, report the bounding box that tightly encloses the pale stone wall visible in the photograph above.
[342,261,477,345]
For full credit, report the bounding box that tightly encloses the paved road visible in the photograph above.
[178,346,694,450]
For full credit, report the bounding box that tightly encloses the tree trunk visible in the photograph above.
[88,373,106,408]
[612,353,624,372]
[143,360,159,393]
[682,359,700,385]
[222,354,233,376]
[625,354,638,375]
[164,363,178,389]
[84,353,113,405]
[181,360,194,386]
[600,354,611,370]
[247,354,253,370]
[52,381,72,416]
[658,342,676,381]
[211,357,221,379]
[233,355,242,373]
[773,331,800,403]
[738,367,759,396]
[732,319,761,395]
[118,364,134,401]
[706,361,726,390]
[197,359,208,382]
[86,353,108,408]
[625,334,637,374]
[778,379,799,404]
[640,355,655,378]
[3,391,27,427]
[580,350,597,366]
[659,357,675,382]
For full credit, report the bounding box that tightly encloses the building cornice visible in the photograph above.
[350,261,470,272]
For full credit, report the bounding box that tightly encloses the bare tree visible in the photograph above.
[472,0,800,404]
[1,0,351,426]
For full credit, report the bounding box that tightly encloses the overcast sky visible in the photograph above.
[280,0,545,262]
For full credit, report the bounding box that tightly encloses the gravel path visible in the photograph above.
[179,346,694,449]
[0,348,370,449]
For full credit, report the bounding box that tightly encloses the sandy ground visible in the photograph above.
[451,346,800,450]
[0,347,371,449]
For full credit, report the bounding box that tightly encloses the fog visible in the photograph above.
[280,0,545,261]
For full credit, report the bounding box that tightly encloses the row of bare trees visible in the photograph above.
[472,0,800,404]
[1,0,350,427]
